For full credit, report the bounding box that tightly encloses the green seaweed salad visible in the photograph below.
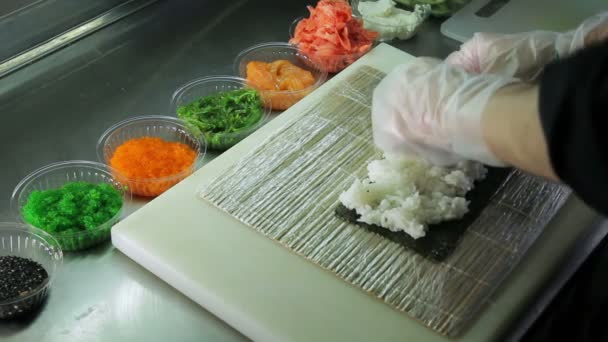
[177,89,265,150]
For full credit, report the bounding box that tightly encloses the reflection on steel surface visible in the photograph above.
[0,0,158,78]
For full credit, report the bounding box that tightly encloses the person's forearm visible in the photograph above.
[481,83,558,180]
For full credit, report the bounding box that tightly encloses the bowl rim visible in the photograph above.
[96,115,207,183]
[350,0,406,26]
[10,160,131,212]
[349,0,431,39]
[233,41,328,95]
[171,75,250,105]
[0,222,63,306]
[10,160,131,247]
[170,75,273,113]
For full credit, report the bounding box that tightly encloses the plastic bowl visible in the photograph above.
[11,161,131,252]
[390,0,471,17]
[170,76,270,150]
[97,115,205,197]
[350,0,430,42]
[0,223,62,318]
[289,17,374,73]
[234,42,327,110]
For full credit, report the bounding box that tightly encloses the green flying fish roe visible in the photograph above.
[22,182,123,234]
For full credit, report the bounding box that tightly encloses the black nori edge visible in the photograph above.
[335,167,512,262]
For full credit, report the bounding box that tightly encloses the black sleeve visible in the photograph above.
[539,40,608,215]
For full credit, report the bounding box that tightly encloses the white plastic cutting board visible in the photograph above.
[112,44,597,342]
[441,0,606,43]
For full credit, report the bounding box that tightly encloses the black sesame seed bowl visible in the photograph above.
[0,223,63,319]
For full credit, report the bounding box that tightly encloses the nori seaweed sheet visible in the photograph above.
[335,167,512,262]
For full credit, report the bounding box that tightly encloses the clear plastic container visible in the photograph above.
[351,0,431,41]
[289,17,375,73]
[97,115,206,197]
[392,0,471,17]
[0,223,63,318]
[234,42,327,110]
[11,161,131,252]
[170,76,270,150]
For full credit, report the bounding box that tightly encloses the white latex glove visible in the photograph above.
[372,57,517,166]
[445,11,608,81]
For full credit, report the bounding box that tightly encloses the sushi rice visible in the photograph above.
[339,154,487,239]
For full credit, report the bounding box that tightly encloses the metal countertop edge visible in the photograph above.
[0,0,160,79]
[505,216,608,341]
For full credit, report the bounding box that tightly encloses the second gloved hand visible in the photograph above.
[372,57,516,166]
[445,11,608,81]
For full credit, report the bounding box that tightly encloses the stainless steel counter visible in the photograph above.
[0,0,132,62]
[0,1,603,341]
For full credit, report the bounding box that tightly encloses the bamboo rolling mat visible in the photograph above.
[198,66,570,337]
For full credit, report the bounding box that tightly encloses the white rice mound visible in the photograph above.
[339,155,487,239]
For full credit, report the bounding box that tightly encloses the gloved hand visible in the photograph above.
[585,17,608,45]
[372,57,517,166]
[445,11,608,81]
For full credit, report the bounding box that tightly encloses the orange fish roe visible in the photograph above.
[110,137,197,197]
